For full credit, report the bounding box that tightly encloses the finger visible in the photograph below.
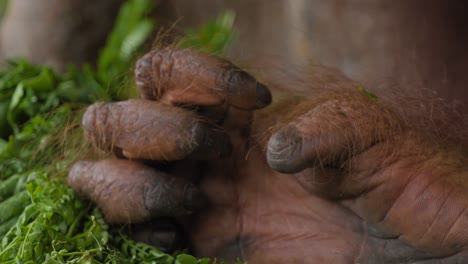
[82,99,231,160]
[267,91,399,173]
[134,48,272,110]
[125,219,184,252]
[67,159,207,224]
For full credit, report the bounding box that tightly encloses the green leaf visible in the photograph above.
[21,68,55,92]
[198,258,211,264]
[121,20,154,60]
[97,0,155,100]
[176,254,198,264]
[0,101,11,138]
[6,83,25,134]
[179,10,235,54]
[57,65,108,103]
[0,191,30,225]
[357,87,378,101]
[0,215,19,237]
[8,83,24,111]
[0,173,25,201]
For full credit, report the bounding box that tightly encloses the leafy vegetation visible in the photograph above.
[0,0,235,263]
[97,0,156,100]
[0,61,107,139]
[179,10,235,55]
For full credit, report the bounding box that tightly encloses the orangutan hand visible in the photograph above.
[68,48,468,263]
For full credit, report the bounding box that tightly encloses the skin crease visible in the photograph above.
[69,49,468,264]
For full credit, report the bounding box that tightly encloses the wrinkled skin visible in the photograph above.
[68,48,468,263]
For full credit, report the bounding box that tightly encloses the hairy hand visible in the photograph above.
[68,48,468,263]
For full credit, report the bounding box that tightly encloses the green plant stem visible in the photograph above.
[0,190,29,223]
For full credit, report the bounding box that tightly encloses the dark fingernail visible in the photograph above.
[223,68,272,110]
[127,219,183,252]
[183,184,208,211]
[256,82,272,108]
[267,127,306,174]
[267,130,290,153]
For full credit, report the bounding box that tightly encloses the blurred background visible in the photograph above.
[0,2,467,262]
[0,0,467,107]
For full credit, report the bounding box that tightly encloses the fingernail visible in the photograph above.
[67,161,93,188]
[255,82,272,108]
[135,53,151,78]
[135,51,161,100]
[223,69,271,110]
[267,126,300,154]
[267,127,305,174]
